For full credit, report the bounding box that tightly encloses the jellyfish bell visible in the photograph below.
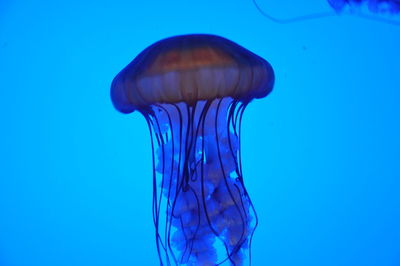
[111,34,274,265]
[111,34,274,113]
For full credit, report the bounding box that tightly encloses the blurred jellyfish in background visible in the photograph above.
[252,0,400,25]
[328,0,400,15]
[111,34,274,265]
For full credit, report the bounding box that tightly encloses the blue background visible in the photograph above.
[1,0,399,265]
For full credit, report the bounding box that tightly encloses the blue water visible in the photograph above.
[1,1,399,265]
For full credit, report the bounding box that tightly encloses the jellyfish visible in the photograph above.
[111,34,274,265]
[252,0,400,25]
[328,0,400,15]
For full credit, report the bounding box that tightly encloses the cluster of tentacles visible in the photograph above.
[143,97,258,265]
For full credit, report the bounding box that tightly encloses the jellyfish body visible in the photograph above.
[328,0,400,24]
[252,0,400,24]
[328,0,400,14]
[111,34,274,265]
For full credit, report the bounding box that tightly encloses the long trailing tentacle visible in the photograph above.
[252,0,335,24]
